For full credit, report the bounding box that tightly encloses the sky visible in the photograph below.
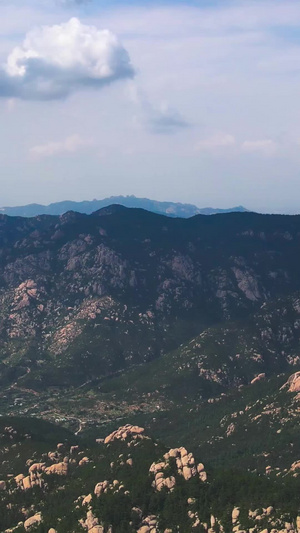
[1,0,300,213]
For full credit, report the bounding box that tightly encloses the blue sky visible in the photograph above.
[1,0,300,212]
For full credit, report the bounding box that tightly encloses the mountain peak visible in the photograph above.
[92,204,129,217]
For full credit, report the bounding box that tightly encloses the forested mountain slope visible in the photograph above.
[0,207,299,390]
[1,208,300,531]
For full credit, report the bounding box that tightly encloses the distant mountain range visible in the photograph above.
[0,195,249,217]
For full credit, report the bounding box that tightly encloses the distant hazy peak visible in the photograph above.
[0,195,249,218]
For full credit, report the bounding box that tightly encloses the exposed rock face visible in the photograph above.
[14,474,24,486]
[150,447,207,491]
[11,455,68,493]
[24,513,42,530]
[286,372,300,393]
[82,494,93,506]
[79,456,89,466]
[93,479,125,498]
[94,480,110,497]
[137,515,157,533]
[45,462,68,475]
[22,476,33,490]
[232,507,240,524]
[226,423,236,437]
[80,505,112,533]
[231,267,262,301]
[80,509,103,532]
[29,462,45,473]
[242,507,300,533]
[15,279,38,301]
[290,460,300,472]
[70,445,79,454]
[250,373,265,385]
[104,424,145,444]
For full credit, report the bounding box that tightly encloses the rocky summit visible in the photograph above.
[1,207,300,531]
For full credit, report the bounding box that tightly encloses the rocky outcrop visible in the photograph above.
[13,280,40,311]
[224,506,300,533]
[104,424,146,445]
[70,445,79,454]
[285,372,300,393]
[29,462,45,473]
[226,423,236,437]
[290,460,300,474]
[137,515,157,533]
[232,507,240,524]
[80,508,113,533]
[250,373,265,385]
[80,509,103,532]
[45,461,68,475]
[231,267,262,302]
[79,456,89,466]
[82,494,93,506]
[150,447,207,491]
[12,457,68,492]
[24,513,42,530]
[94,479,126,498]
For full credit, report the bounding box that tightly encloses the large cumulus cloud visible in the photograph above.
[0,17,135,100]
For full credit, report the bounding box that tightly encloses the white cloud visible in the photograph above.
[144,102,189,134]
[0,17,134,100]
[129,83,189,134]
[29,134,94,158]
[242,139,277,156]
[196,133,236,151]
[56,0,89,4]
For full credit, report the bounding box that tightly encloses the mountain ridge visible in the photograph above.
[0,195,249,218]
[0,207,299,401]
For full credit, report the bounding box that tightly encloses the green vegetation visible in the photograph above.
[0,209,300,529]
[1,418,300,532]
